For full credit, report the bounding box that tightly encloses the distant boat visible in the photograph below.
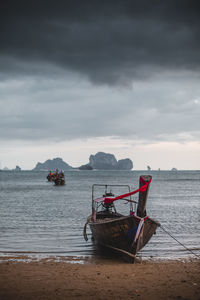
[47,171,65,185]
[47,172,56,182]
[84,175,160,262]
[54,176,65,186]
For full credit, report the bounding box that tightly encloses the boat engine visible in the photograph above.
[102,192,115,212]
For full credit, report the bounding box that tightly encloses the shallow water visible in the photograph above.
[0,170,199,261]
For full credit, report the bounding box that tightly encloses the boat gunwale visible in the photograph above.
[88,214,160,226]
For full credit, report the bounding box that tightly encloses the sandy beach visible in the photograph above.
[0,257,199,300]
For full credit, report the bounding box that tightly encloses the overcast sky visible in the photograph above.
[0,0,200,170]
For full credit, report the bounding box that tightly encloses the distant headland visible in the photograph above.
[32,152,133,171]
[32,158,73,171]
[2,165,21,171]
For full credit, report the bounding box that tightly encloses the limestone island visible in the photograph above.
[32,152,133,171]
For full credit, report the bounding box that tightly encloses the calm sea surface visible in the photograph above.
[0,170,199,261]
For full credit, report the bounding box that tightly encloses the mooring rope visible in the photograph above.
[160,225,200,259]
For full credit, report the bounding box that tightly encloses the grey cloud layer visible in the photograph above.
[0,72,199,142]
[0,0,200,143]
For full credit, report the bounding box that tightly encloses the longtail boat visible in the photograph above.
[47,173,56,182]
[54,174,65,186]
[47,170,65,185]
[83,175,160,262]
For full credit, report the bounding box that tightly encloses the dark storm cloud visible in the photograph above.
[1,0,200,84]
[0,0,200,146]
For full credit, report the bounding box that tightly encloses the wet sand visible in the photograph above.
[0,257,199,300]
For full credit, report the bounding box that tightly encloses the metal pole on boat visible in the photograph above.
[137,175,152,217]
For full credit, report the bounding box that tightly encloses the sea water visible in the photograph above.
[0,170,199,261]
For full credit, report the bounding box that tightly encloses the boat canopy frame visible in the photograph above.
[92,184,137,214]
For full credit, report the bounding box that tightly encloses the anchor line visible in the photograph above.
[160,225,200,259]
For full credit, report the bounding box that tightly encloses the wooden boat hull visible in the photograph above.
[54,178,65,185]
[47,175,55,182]
[89,214,159,260]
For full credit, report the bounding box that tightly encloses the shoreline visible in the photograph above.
[0,257,199,300]
[0,251,199,264]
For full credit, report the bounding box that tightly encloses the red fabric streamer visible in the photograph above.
[104,177,152,204]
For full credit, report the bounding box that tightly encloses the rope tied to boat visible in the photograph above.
[83,215,92,241]
[160,225,200,259]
